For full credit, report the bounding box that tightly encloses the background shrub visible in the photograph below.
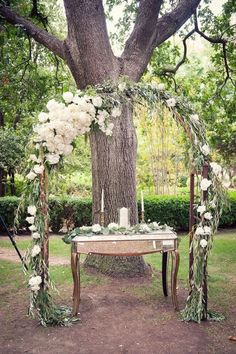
[0,192,235,232]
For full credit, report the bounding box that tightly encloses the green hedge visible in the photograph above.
[0,192,235,232]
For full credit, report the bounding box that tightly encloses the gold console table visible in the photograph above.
[71,230,179,316]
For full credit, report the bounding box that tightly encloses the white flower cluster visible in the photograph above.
[195,226,211,236]
[31,92,121,168]
[29,275,42,292]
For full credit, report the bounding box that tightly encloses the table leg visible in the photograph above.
[162,252,168,297]
[71,251,80,316]
[171,250,180,311]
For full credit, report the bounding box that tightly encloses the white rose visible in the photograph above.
[190,114,199,124]
[29,154,41,163]
[27,205,37,216]
[92,224,102,233]
[108,223,119,230]
[31,245,41,257]
[29,225,37,232]
[63,91,74,103]
[200,178,212,191]
[92,96,103,108]
[152,221,160,229]
[201,144,210,156]
[46,99,58,111]
[195,226,205,235]
[157,83,165,90]
[32,232,40,239]
[33,165,44,174]
[26,216,35,225]
[200,239,208,248]
[29,275,42,291]
[46,153,60,165]
[210,162,222,176]
[204,226,211,235]
[204,212,212,220]
[222,171,231,188]
[209,200,216,208]
[197,205,206,215]
[38,112,49,123]
[166,98,176,108]
[111,107,121,118]
[26,171,37,181]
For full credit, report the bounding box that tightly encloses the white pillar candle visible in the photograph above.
[119,207,129,228]
[141,191,144,212]
[101,189,104,212]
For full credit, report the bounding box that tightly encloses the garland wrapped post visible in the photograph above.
[189,171,195,284]
[202,162,209,320]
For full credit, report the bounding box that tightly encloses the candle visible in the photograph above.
[141,191,144,212]
[119,207,129,228]
[101,189,104,212]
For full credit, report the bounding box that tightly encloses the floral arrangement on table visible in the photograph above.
[63,221,172,244]
[16,78,227,326]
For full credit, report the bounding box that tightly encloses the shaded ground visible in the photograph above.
[0,270,236,354]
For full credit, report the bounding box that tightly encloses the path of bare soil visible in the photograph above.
[1,268,236,354]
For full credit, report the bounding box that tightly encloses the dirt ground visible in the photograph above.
[1,268,236,354]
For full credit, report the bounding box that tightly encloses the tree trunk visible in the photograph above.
[0,168,7,197]
[84,102,148,277]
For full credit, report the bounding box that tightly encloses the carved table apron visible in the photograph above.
[71,230,179,316]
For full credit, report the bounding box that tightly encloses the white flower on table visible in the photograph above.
[32,232,40,239]
[166,98,176,108]
[210,162,222,176]
[92,224,102,233]
[139,224,151,233]
[200,239,208,248]
[26,216,35,225]
[31,245,41,257]
[197,205,206,215]
[33,165,44,175]
[27,205,37,216]
[26,171,37,181]
[108,223,119,230]
[92,96,103,108]
[63,91,74,103]
[200,178,212,191]
[200,144,210,156]
[204,212,212,220]
[29,275,42,292]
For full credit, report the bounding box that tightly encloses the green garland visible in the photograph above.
[16,78,227,326]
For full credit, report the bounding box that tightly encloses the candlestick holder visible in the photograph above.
[100,211,105,227]
[141,211,145,223]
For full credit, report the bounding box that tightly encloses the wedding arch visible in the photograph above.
[17,80,226,326]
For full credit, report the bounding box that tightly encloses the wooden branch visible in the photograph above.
[122,0,201,80]
[0,4,66,60]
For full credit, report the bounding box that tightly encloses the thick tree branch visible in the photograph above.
[0,4,66,60]
[122,0,201,81]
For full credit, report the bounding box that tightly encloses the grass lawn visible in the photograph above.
[0,229,236,312]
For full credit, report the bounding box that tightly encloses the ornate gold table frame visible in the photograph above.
[71,231,179,316]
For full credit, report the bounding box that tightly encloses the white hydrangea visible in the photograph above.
[27,205,37,216]
[204,212,212,220]
[210,162,222,176]
[29,154,41,163]
[200,239,208,248]
[26,216,35,225]
[32,232,40,239]
[200,144,210,156]
[200,178,212,191]
[29,275,42,292]
[33,165,44,175]
[38,112,49,123]
[26,171,37,181]
[92,224,102,233]
[31,245,41,257]
[197,205,206,214]
[166,98,176,108]
[63,91,73,103]
[92,96,103,108]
